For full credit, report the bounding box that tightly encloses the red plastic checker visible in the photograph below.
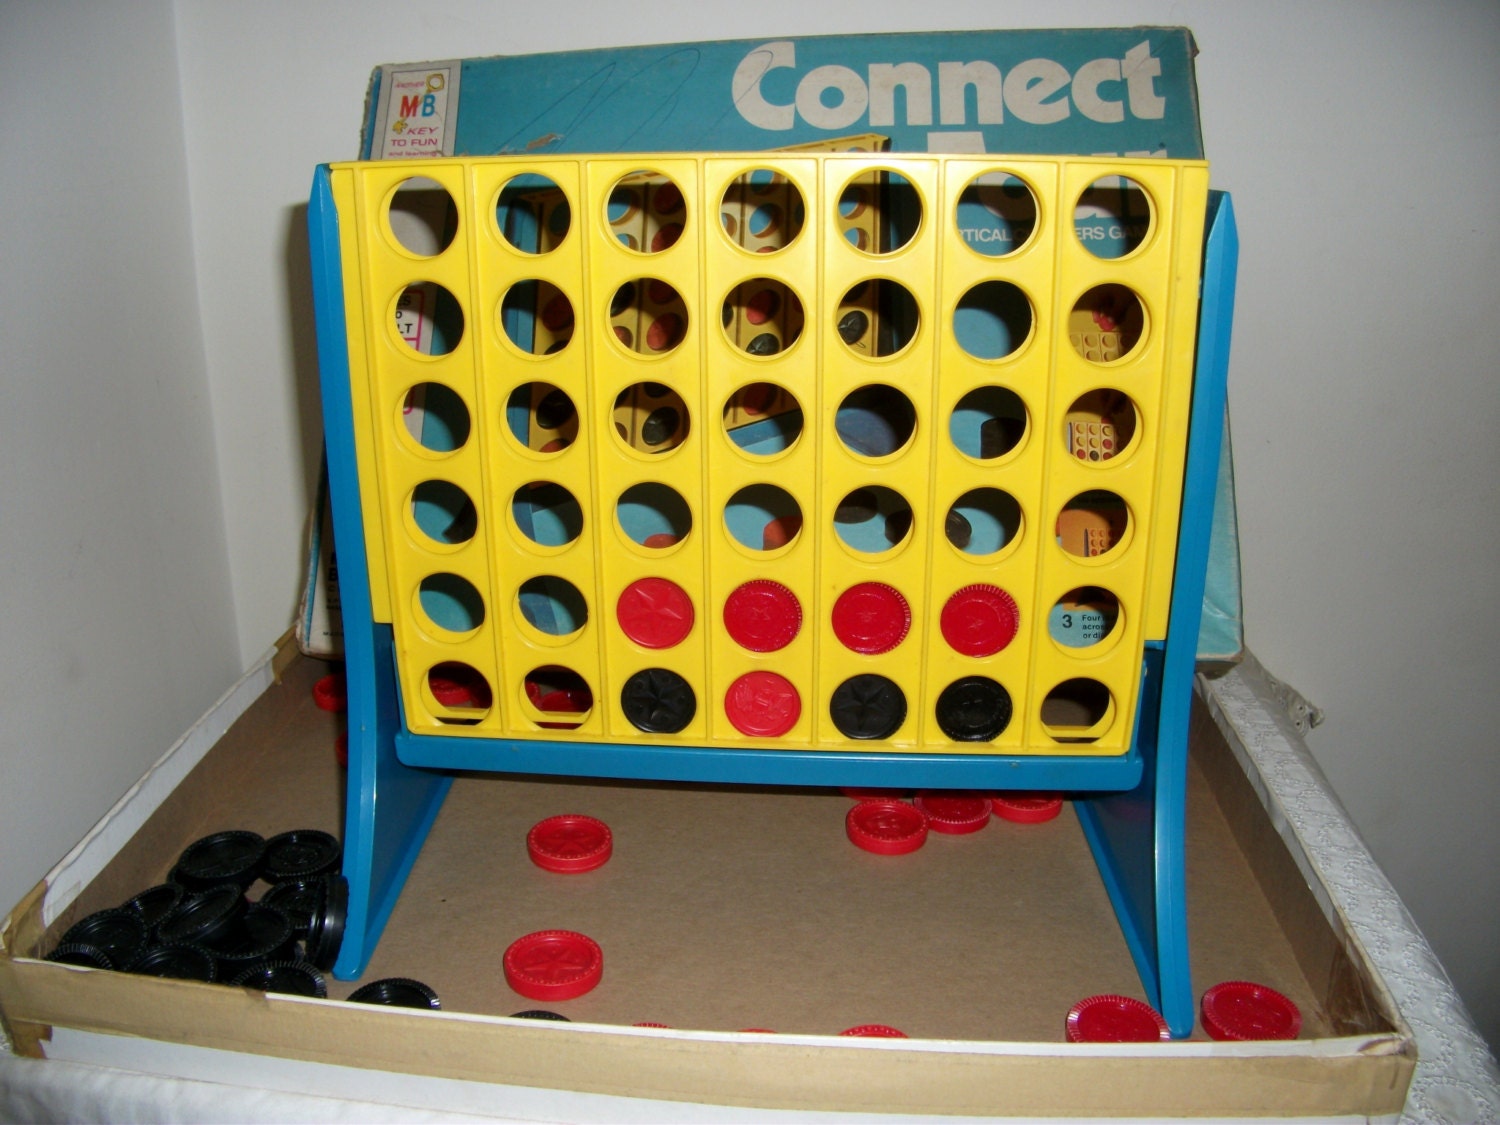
[312,673,347,712]
[831,582,911,655]
[724,671,801,737]
[839,1024,908,1037]
[846,799,928,855]
[723,580,802,652]
[1065,995,1171,1043]
[840,787,905,801]
[616,577,695,649]
[991,792,1064,824]
[527,814,613,873]
[913,791,992,834]
[1200,981,1302,1041]
[503,930,603,1002]
[429,663,492,709]
[940,584,1020,657]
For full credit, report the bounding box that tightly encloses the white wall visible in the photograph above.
[4,0,1494,1053]
[0,2,240,921]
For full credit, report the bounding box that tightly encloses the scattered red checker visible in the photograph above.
[503,930,603,1002]
[913,791,992,834]
[312,672,347,712]
[527,814,613,874]
[1066,995,1170,1043]
[1200,980,1301,1041]
[991,792,1064,824]
[839,1024,908,1038]
[846,799,928,855]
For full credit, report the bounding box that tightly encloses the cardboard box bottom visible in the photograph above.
[0,653,1414,1118]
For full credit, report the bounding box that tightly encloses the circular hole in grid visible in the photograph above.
[953,281,1033,360]
[501,281,574,355]
[1057,490,1130,559]
[1069,284,1145,363]
[1041,678,1115,743]
[517,576,588,637]
[836,280,918,357]
[955,172,1037,257]
[947,488,1022,556]
[395,283,464,356]
[839,170,920,253]
[523,665,593,729]
[723,383,803,455]
[614,381,689,454]
[505,382,577,454]
[721,280,803,356]
[388,177,457,257]
[1049,587,1122,649]
[512,481,583,547]
[411,480,477,546]
[418,573,485,634]
[834,486,913,554]
[616,482,692,549]
[949,386,1027,460]
[607,171,685,253]
[835,384,916,458]
[721,168,805,250]
[725,484,803,552]
[1075,176,1153,260]
[611,278,688,355]
[496,173,570,254]
[1064,389,1137,463]
[428,662,492,718]
[401,382,470,452]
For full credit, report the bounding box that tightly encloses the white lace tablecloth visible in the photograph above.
[1203,656,1499,1124]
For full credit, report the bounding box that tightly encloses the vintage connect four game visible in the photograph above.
[310,150,1238,1037]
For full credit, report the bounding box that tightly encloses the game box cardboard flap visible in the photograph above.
[360,29,1204,160]
[299,28,1244,664]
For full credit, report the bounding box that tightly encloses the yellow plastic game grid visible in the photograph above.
[326,153,1209,754]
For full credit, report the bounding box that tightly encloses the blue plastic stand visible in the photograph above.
[309,168,1237,1036]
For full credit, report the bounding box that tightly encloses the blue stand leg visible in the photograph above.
[1076,192,1239,1038]
[308,167,452,980]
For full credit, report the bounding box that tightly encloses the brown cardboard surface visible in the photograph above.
[0,654,1414,1117]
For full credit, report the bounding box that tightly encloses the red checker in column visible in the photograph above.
[831,583,910,655]
[527,814,613,873]
[724,580,802,652]
[503,930,603,1002]
[617,577,695,649]
[940,585,1019,658]
[1066,995,1171,1043]
[725,671,801,737]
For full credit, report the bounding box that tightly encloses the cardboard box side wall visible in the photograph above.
[0,648,1411,1118]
